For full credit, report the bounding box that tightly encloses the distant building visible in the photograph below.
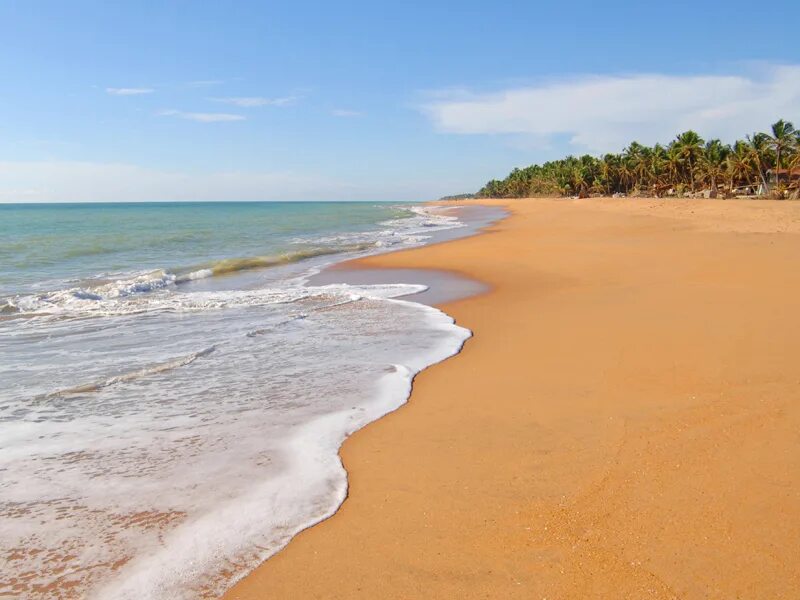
[756,169,800,196]
[766,168,800,185]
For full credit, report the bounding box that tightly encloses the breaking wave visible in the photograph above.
[0,205,463,318]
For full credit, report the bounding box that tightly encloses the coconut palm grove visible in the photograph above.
[473,120,799,199]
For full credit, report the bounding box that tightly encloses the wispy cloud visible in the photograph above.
[106,87,154,96]
[331,109,362,117]
[421,64,800,152]
[211,96,299,108]
[157,109,245,122]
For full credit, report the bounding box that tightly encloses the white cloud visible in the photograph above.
[106,87,154,96]
[211,96,299,107]
[157,109,245,122]
[422,64,800,152]
[331,109,362,117]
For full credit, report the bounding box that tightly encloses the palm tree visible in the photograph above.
[727,140,756,192]
[617,157,634,194]
[599,154,619,195]
[765,120,797,183]
[698,140,730,196]
[790,150,800,173]
[569,165,589,198]
[665,145,683,193]
[747,132,773,194]
[673,131,704,192]
[637,146,655,193]
[474,119,798,200]
[649,144,670,196]
[479,179,504,198]
[623,142,648,192]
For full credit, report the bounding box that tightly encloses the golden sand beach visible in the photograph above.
[224,198,800,599]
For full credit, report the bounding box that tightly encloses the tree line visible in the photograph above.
[476,120,799,199]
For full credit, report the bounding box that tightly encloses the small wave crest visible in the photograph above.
[2,279,426,323]
[1,204,460,320]
[37,346,217,401]
[1,245,382,318]
[0,269,178,316]
[379,205,465,233]
[189,245,369,278]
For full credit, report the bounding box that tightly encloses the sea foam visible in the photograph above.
[0,205,471,599]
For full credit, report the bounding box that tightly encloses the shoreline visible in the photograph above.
[306,202,504,306]
[0,201,495,600]
[224,197,800,599]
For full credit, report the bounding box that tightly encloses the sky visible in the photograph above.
[1,0,799,202]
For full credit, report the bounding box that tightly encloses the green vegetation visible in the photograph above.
[439,193,476,201]
[477,120,800,200]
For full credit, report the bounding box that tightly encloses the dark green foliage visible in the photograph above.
[476,121,800,199]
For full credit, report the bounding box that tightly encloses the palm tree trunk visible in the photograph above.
[756,158,769,195]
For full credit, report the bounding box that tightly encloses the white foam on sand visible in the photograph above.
[97,299,469,599]
[0,204,479,600]
[1,282,469,600]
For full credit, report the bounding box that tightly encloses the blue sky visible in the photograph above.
[1,0,799,202]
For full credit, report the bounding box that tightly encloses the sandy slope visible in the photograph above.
[224,198,800,599]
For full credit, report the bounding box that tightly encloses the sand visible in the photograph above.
[223,198,800,599]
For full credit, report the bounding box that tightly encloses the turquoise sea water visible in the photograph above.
[0,201,472,599]
[0,201,415,298]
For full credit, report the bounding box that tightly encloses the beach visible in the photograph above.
[224,198,800,599]
[0,202,487,599]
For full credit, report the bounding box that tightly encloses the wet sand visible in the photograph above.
[310,265,487,307]
[224,198,800,599]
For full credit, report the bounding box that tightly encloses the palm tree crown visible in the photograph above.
[766,120,797,172]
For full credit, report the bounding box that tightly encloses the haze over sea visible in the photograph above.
[0,201,471,599]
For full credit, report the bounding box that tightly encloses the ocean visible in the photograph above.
[0,201,483,599]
